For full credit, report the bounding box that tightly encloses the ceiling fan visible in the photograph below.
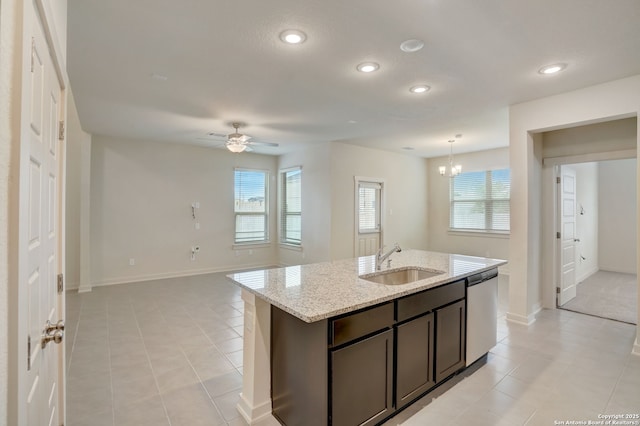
[201,122,279,153]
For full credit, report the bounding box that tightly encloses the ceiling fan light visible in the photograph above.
[226,142,247,153]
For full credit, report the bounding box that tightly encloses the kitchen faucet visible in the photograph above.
[376,243,402,270]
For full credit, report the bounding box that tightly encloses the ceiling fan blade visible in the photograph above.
[248,141,279,147]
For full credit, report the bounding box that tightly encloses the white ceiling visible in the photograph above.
[67,0,640,158]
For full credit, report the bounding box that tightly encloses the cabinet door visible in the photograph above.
[435,300,466,383]
[331,329,393,426]
[396,313,435,408]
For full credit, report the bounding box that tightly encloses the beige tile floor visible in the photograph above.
[66,272,640,426]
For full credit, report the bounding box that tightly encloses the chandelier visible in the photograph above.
[439,139,462,177]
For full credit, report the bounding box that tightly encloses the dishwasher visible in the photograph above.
[465,268,499,366]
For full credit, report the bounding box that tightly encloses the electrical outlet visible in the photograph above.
[129,258,135,266]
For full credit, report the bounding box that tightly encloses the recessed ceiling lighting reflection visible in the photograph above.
[400,39,425,53]
[357,62,380,73]
[538,63,567,75]
[279,29,307,44]
[410,85,430,94]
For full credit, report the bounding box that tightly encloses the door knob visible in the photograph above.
[42,320,64,348]
[574,238,580,242]
[42,329,63,348]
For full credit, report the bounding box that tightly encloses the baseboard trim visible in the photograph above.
[90,263,273,288]
[237,394,278,425]
[506,311,536,326]
[576,267,599,285]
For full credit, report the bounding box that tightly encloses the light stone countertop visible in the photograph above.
[227,249,507,323]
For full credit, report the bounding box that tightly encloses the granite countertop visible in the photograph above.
[227,249,507,323]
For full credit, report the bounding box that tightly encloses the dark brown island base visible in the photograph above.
[227,250,506,426]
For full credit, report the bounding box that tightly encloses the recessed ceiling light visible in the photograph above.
[279,29,307,44]
[400,39,425,53]
[538,63,567,75]
[357,62,380,73]
[150,73,168,81]
[409,85,430,94]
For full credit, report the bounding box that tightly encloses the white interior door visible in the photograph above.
[356,180,383,256]
[558,167,578,306]
[24,12,65,426]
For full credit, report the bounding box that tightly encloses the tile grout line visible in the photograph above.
[183,302,237,424]
[132,295,174,426]
[105,296,116,426]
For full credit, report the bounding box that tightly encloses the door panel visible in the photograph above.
[558,168,577,306]
[25,13,63,426]
[356,181,382,257]
[331,329,393,426]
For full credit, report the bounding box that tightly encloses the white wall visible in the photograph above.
[509,74,640,335]
[570,163,599,282]
[427,147,510,262]
[65,89,91,289]
[90,136,279,286]
[0,0,21,421]
[543,117,637,158]
[329,142,429,260]
[277,143,332,266]
[599,159,637,274]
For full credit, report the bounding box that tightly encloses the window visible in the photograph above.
[358,182,381,233]
[234,169,268,244]
[450,169,510,232]
[280,167,302,246]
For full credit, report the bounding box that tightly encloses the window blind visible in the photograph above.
[359,182,381,232]
[234,169,268,243]
[450,169,510,232]
[280,167,302,245]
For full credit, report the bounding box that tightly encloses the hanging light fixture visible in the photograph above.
[439,139,462,177]
[226,123,249,153]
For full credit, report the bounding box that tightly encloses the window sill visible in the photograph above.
[447,229,510,239]
[232,242,272,250]
[279,243,303,252]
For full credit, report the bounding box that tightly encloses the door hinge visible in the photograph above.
[57,273,64,294]
[556,232,561,239]
[556,287,561,294]
[27,335,31,371]
[58,121,65,141]
[30,37,35,73]
[556,176,561,184]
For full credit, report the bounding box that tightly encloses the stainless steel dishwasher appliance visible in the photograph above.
[466,268,499,366]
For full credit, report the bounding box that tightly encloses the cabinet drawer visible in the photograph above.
[330,302,394,347]
[397,280,465,322]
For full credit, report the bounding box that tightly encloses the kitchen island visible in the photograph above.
[227,250,507,426]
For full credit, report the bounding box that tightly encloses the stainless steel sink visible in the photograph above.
[360,267,445,285]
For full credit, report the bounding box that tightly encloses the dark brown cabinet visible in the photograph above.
[330,329,394,426]
[435,299,466,383]
[395,312,435,408]
[271,279,468,426]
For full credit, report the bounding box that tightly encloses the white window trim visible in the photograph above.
[449,168,511,234]
[234,167,270,245]
[278,166,302,247]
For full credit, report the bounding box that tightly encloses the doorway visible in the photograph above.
[555,159,637,324]
[355,177,384,257]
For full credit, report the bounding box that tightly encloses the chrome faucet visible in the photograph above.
[376,243,402,270]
